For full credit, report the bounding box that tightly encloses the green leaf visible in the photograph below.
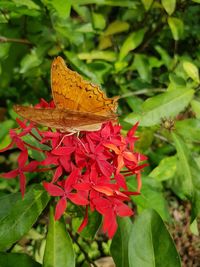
[168,17,184,40]
[133,54,151,82]
[78,50,116,62]
[155,46,172,68]
[0,252,41,267]
[128,177,170,222]
[175,119,200,142]
[42,0,71,18]
[0,185,50,250]
[72,210,101,239]
[125,88,194,126]
[20,50,42,74]
[64,51,101,84]
[141,0,153,11]
[119,29,146,61]
[191,100,200,119]
[110,217,132,267]
[128,209,181,267]
[161,0,176,15]
[0,120,15,141]
[150,156,177,181]
[104,20,130,36]
[172,133,200,202]
[92,12,106,30]
[12,0,40,10]
[43,207,75,267]
[74,0,137,8]
[182,61,200,83]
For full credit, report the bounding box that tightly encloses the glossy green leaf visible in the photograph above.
[155,46,172,68]
[161,0,176,15]
[141,0,153,10]
[191,99,200,118]
[42,0,71,18]
[20,50,42,74]
[125,88,194,126]
[0,185,50,250]
[92,12,106,30]
[110,217,132,267]
[175,119,200,142]
[150,156,177,181]
[183,61,200,83]
[168,17,184,40]
[133,54,151,82]
[119,29,146,61]
[0,120,14,142]
[128,209,181,267]
[104,20,129,36]
[78,50,116,62]
[0,252,41,267]
[172,133,200,200]
[43,207,75,267]
[12,0,40,10]
[128,177,170,222]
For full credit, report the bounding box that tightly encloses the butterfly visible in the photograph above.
[14,56,119,133]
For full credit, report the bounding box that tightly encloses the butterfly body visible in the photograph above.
[14,56,118,133]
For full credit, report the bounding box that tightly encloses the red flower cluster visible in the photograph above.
[0,99,147,238]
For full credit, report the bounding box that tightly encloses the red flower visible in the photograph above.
[1,150,38,197]
[43,168,89,220]
[0,98,147,238]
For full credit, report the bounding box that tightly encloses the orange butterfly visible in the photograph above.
[14,56,118,133]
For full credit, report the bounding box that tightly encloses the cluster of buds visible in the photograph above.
[0,99,147,238]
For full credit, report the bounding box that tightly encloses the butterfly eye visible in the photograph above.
[88,95,92,98]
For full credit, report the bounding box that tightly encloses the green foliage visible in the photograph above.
[43,207,75,267]
[128,209,181,267]
[0,0,200,266]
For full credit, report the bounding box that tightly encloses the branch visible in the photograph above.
[0,36,32,45]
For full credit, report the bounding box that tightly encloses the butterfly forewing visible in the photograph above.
[51,57,118,116]
[14,56,118,133]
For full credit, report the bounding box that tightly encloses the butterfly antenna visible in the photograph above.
[75,132,89,153]
[55,132,74,149]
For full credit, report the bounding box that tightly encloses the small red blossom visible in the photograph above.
[0,98,147,238]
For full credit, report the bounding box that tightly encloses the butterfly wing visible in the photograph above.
[51,56,118,116]
[14,105,116,132]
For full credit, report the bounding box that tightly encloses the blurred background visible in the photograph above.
[0,1,200,266]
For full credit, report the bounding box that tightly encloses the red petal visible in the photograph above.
[18,150,28,168]
[117,155,124,173]
[1,169,19,178]
[136,172,142,192]
[64,168,79,191]
[69,193,89,205]
[52,166,63,183]
[123,151,137,162]
[19,172,26,198]
[116,202,133,217]
[103,212,117,239]
[92,185,114,196]
[127,122,139,137]
[52,146,75,155]
[55,197,67,220]
[78,206,88,232]
[74,183,91,190]
[104,143,120,154]
[23,161,39,172]
[43,182,64,196]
